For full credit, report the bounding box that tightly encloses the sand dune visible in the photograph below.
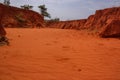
[0,28,120,80]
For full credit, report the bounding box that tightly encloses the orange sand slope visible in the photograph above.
[0,28,120,80]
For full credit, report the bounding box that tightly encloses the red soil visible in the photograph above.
[0,28,120,80]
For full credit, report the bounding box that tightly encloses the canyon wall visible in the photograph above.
[47,19,87,29]
[48,7,120,37]
[0,3,119,37]
[0,3,44,28]
[84,7,120,29]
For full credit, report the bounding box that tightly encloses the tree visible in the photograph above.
[21,5,33,10]
[53,18,60,22]
[50,18,60,22]
[4,0,10,6]
[38,5,51,19]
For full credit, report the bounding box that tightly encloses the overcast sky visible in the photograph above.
[0,0,120,20]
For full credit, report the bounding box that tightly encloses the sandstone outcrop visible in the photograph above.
[0,3,44,28]
[99,19,120,37]
[84,7,120,30]
[47,19,87,29]
[48,7,120,37]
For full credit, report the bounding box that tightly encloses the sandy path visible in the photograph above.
[0,28,120,80]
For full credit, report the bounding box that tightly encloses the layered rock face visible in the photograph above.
[48,7,120,37]
[47,19,87,29]
[84,7,120,37]
[84,7,120,29]
[99,19,120,37]
[0,3,44,28]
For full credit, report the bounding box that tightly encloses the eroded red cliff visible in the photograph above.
[0,3,44,28]
[84,7,120,29]
[47,19,87,29]
[48,7,120,37]
[99,19,120,37]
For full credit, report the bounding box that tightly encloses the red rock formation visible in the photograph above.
[84,7,120,30]
[0,7,6,36]
[84,7,120,37]
[48,7,120,37]
[1,3,119,38]
[99,19,120,37]
[0,3,44,28]
[47,19,87,29]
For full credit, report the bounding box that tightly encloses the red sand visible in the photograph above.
[0,28,120,80]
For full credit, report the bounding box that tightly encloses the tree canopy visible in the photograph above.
[4,0,10,6]
[38,5,51,19]
[21,5,33,10]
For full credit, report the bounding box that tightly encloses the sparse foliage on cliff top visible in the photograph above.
[48,18,60,22]
[38,4,51,19]
[21,5,33,10]
[4,0,10,6]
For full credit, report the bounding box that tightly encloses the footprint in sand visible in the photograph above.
[56,57,70,62]
[18,35,21,37]
[0,51,9,59]
[55,56,70,62]
[62,46,71,51]
[72,65,82,72]
[55,57,82,72]
[53,41,58,43]
[45,43,52,46]
[98,43,104,46]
